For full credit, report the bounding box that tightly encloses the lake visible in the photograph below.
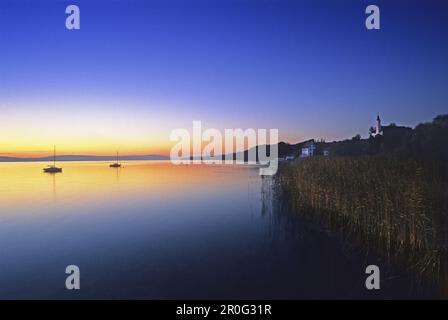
[0,161,438,299]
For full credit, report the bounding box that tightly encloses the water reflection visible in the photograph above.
[0,161,440,298]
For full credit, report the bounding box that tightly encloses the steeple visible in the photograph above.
[375,113,382,136]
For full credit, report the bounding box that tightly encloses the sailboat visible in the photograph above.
[43,146,62,173]
[110,151,122,168]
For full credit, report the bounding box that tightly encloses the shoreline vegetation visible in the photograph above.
[278,157,447,279]
[276,114,448,295]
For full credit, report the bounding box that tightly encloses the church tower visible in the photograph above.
[375,114,382,136]
[370,114,383,137]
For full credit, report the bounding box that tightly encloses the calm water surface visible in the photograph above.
[0,161,437,299]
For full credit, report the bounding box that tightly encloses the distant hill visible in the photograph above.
[230,140,314,160]
[212,114,448,162]
[327,114,448,161]
[0,155,169,162]
[196,140,315,161]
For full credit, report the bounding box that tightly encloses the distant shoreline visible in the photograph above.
[0,155,169,163]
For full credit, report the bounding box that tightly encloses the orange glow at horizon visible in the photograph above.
[0,136,174,157]
[1,130,308,158]
[0,103,181,157]
[0,101,310,158]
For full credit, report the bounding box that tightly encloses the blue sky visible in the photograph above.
[0,0,447,155]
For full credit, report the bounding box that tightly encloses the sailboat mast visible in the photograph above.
[53,145,56,166]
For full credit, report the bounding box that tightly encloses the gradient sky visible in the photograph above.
[1,0,447,156]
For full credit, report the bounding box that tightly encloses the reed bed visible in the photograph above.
[277,156,447,282]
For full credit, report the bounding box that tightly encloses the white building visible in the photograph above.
[300,141,316,158]
[371,114,383,137]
